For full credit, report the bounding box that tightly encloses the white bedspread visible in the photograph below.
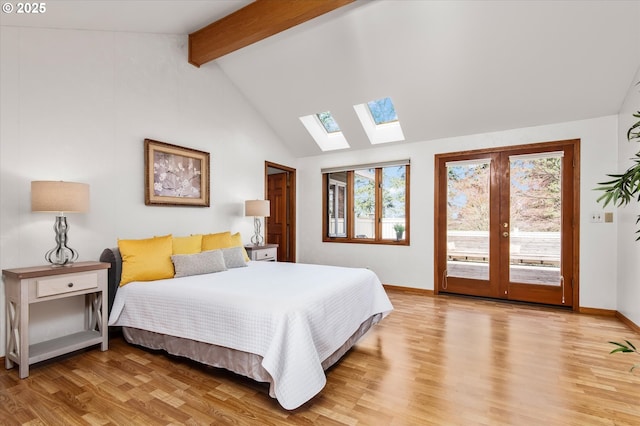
[108,261,393,409]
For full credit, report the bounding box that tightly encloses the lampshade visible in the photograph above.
[31,181,90,213]
[245,199,270,217]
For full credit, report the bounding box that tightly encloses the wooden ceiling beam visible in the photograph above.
[188,0,355,67]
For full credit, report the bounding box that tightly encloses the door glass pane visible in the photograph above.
[382,165,406,240]
[354,169,375,238]
[509,153,562,285]
[446,159,491,280]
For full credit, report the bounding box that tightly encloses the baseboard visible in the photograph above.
[383,284,434,296]
[615,311,640,334]
[579,307,616,317]
[383,286,640,332]
[578,308,640,333]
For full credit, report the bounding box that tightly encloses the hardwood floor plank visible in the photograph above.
[1,291,640,425]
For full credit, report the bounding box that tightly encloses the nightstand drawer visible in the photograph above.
[36,272,98,298]
[252,247,277,261]
[245,244,279,262]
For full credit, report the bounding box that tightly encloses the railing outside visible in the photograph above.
[330,218,406,239]
[447,230,560,266]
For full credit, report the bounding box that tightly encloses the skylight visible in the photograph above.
[299,113,350,152]
[354,96,405,145]
[366,97,398,125]
[316,111,341,133]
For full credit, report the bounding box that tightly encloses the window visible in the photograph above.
[327,173,347,237]
[382,165,406,237]
[323,161,410,244]
[316,111,341,133]
[367,97,398,125]
[299,112,349,151]
[354,168,375,238]
[301,97,403,151]
[354,96,405,144]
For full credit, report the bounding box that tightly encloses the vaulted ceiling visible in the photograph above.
[3,1,639,158]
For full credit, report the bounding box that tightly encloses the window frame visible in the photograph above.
[322,163,410,245]
[327,177,348,237]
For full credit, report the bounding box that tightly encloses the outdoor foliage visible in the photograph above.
[510,157,561,232]
[367,97,398,125]
[383,166,406,219]
[447,163,490,231]
[446,158,561,232]
[354,166,406,219]
[354,169,375,218]
[316,111,341,133]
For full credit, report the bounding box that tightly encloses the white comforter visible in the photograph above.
[108,261,393,409]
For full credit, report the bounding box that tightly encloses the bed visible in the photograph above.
[101,247,393,410]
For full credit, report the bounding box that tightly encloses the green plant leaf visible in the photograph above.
[595,101,640,239]
[610,347,631,354]
[609,340,640,371]
[609,341,630,348]
[609,341,636,352]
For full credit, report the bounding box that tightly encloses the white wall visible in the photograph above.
[296,116,619,311]
[616,68,640,326]
[0,24,632,362]
[0,27,295,352]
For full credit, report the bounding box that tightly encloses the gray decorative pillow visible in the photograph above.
[171,250,227,278]
[221,246,248,268]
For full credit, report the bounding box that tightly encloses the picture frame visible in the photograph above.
[144,139,210,207]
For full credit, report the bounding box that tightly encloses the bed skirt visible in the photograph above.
[121,312,382,401]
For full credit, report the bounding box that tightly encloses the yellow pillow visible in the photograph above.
[201,231,232,251]
[118,234,174,286]
[173,234,202,255]
[230,232,250,262]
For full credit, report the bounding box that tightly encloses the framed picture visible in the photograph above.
[144,139,210,207]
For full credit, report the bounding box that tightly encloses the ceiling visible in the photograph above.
[3,1,640,158]
[0,0,251,34]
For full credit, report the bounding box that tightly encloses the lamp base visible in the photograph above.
[250,216,264,246]
[45,215,79,266]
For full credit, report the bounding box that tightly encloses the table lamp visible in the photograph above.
[31,181,89,266]
[245,199,270,246]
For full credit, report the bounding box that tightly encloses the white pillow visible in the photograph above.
[171,250,227,278]
[221,246,248,268]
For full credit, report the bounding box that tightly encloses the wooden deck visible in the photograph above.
[446,231,561,284]
[447,260,561,285]
[447,230,561,267]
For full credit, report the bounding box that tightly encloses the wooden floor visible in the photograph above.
[1,290,640,425]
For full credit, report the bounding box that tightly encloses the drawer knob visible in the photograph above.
[67,282,74,288]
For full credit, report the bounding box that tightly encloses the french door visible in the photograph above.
[434,140,579,308]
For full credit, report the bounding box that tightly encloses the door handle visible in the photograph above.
[502,231,509,238]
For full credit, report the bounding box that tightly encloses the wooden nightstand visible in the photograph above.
[2,261,110,378]
[244,244,279,262]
